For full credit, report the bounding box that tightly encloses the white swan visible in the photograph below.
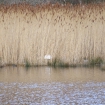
[44,55,52,60]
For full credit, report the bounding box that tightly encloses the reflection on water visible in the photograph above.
[0,67,105,104]
[0,67,105,82]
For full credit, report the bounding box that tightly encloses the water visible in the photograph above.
[0,67,105,105]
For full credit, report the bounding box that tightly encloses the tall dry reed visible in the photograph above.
[0,3,105,65]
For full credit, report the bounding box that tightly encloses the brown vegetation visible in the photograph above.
[0,3,105,66]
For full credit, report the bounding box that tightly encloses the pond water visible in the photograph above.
[0,67,105,105]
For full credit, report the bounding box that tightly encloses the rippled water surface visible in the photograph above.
[0,67,105,105]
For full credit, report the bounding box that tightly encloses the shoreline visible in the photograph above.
[0,63,105,70]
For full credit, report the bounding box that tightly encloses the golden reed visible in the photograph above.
[0,3,105,66]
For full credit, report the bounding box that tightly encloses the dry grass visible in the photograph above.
[0,3,105,66]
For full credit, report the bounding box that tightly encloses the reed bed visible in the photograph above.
[0,3,105,66]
